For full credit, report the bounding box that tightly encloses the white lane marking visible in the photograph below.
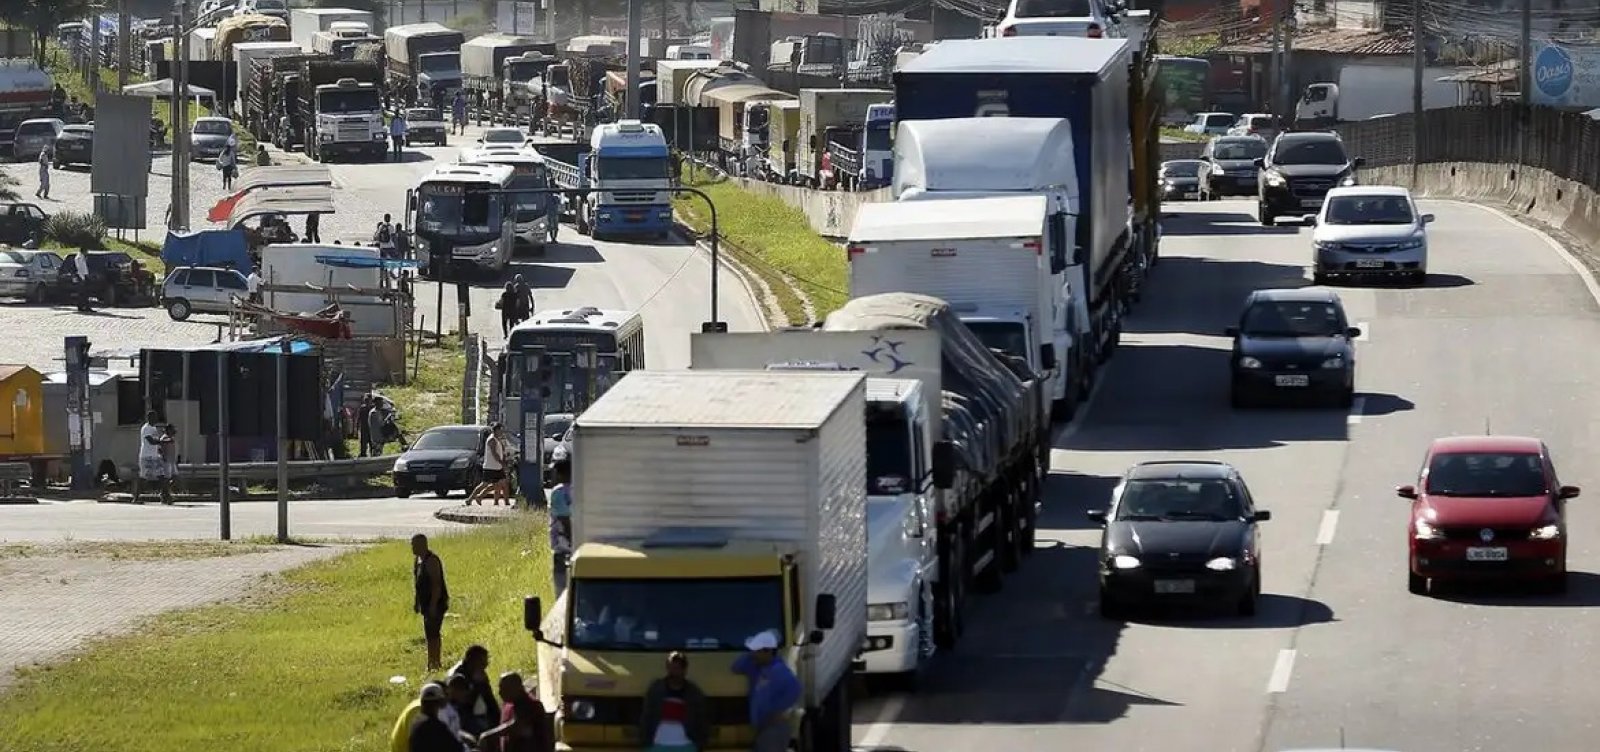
[1353,321,1370,341]
[1347,396,1366,425]
[856,693,907,748]
[1267,649,1298,693]
[1316,510,1340,546]
[1448,200,1600,307]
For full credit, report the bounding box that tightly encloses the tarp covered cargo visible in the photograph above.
[162,229,250,271]
[460,33,545,79]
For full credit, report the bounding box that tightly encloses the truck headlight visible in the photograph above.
[374,132,386,140]
[1530,523,1562,540]
[320,133,333,142]
[1205,557,1238,571]
[450,457,470,469]
[1414,519,1443,540]
[1237,356,1262,369]
[1111,554,1141,570]
[567,699,596,720]
[867,602,909,622]
[392,458,407,471]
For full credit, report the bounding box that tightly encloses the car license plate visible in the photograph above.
[1154,579,1195,594]
[1274,374,1310,387]
[1354,259,1385,268]
[416,474,436,483]
[1466,547,1509,562]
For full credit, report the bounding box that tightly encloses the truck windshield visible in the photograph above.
[596,156,669,180]
[505,61,545,82]
[548,67,570,88]
[865,126,891,152]
[866,410,914,495]
[417,185,503,235]
[320,89,381,113]
[418,53,459,74]
[568,577,785,651]
[963,321,1030,361]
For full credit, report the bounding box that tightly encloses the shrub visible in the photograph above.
[45,210,108,250]
[0,171,19,202]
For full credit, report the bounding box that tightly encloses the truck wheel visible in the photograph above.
[934,529,966,649]
[1258,202,1276,226]
[802,676,851,752]
[999,487,1022,574]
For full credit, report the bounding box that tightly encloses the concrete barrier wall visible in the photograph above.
[725,178,893,239]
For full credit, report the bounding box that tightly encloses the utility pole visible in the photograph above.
[118,0,132,89]
[89,4,103,94]
[172,0,192,231]
[625,0,642,120]
[1269,20,1281,119]
[1518,0,1532,167]
[1411,0,1423,185]
[1280,15,1295,121]
[217,350,232,540]
[275,338,290,543]
[661,0,669,44]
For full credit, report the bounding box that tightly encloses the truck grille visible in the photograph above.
[563,695,749,726]
[608,191,658,204]
[335,126,371,141]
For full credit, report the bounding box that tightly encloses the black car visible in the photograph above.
[1158,159,1203,201]
[392,424,491,498]
[1089,461,1270,618]
[1226,288,1359,408]
[52,124,94,168]
[1198,135,1268,199]
[53,250,156,306]
[1255,131,1363,226]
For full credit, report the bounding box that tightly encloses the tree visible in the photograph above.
[1,0,92,69]
[0,171,21,203]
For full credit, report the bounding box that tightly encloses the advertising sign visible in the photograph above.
[1531,40,1600,109]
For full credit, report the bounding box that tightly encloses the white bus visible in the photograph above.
[503,306,646,414]
[409,162,516,277]
[459,144,558,254]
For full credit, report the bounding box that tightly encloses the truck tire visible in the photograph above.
[1051,395,1076,422]
[933,527,966,650]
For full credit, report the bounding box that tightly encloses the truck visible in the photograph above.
[893,31,1162,395]
[524,368,866,752]
[824,101,894,191]
[312,29,380,60]
[847,194,1082,421]
[383,23,465,107]
[698,82,794,174]
[188,27,218,62]
[769,33,847,77]
[460,34,547,121]
[655,59,723,106]
[762,98,802,181]
[296,59,387,161]
[539,120,674,240]
[796,88,894,188]
[213,14,291,65]
[687,334,944,681]
[231,41,301,116]
[243,53,312,146]
[288,7,374,52]
[497,51,557,124]
[0,32,54,159]
[1294,61,1464,127]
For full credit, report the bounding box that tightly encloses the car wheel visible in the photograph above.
[435,485,452,498]
[167,298,192,321]
[1409,271,1427,286]
[27,284,45,304]
[1339,387,1355,409]
[1258,202,1276,226]
[1407,571,1427,595]
[1547,572,1569,595]
[1237,571,1260,616]
[1099,587,1126,620]
[396,485,412,499]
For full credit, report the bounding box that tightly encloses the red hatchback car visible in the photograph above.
[1400,436,1580,595]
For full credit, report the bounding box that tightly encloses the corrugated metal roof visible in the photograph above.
[579,370,863,428]
[1215,28,1415,56]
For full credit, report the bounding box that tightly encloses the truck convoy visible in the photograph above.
[796,88,894,188]
[460,34,552,123]
[541,120,674,240]
[288,7,373,53]
[525,368,866,752]
[384,23,465,107]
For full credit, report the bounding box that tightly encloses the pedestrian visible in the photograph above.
[452,90,467,135]
[497,281,518,336]
[357,394,374,457]
[72,251,93,312]
[375,214,397,258]
[368,396,392,455]
[447,644,499,734]
[513,274,534,325]
[545,192,560,245]
[479,673,551,752]
[218,135,238,190]
[132,410,171,505]
[304,212,321,243]
[464,423,511,507]
[442,674,478,744]
[395,224,413,260]
[412,533,450,672]
[246,266,262,304]
[390,111,409,162]
[640,652,709,752]
[731,630,801,752]
[161,423,179,490]
[548,459,572,550]
[407,683,464,752]
[35,144,50,199]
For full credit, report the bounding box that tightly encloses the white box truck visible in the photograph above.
[525,368,866,752]
[288,7,375,52]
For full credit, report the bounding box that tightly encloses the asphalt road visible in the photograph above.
[850,198,1600,752]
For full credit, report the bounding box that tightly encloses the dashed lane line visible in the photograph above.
[1316,510,1340,546]
[1267,649,1298,693]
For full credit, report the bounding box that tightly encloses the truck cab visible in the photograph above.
[310,77,385,161]
[502,52,555,117]
[416,51,463,104]
[666,43,713,60]
[1295,82,1337,128]
[572,120,674,240]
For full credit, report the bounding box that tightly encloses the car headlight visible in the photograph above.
[450,456,470,469]
[1111,554,1141,570]
[1398,238,1424,250]
[1314,241,1342,251]
[1530,523,1562,540]
[1414,519,1443,540]
[867,602,910,622]
[1340,175,1358,186]
[1205,556,1237,571]
[1264,172,1285,186]
[320,133,333,142]
[392,458,407,471]
[1237,356,1263,369]
[1320,356,1345,369]
[566,699,596,720]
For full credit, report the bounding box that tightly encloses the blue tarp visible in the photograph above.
[313,254,422,269]
[163,229,251,272]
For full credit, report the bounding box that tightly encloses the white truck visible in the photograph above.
[231,41,301,115]
[848,194,1075,421]
[892,117,1091,419]
[689,333,942,684]
[288,7,374,52]
[188,27,218,62]
[1294,61,1464,127]
[525,368,866,752]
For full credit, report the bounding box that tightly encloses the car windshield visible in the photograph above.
[568,577,784,651]
[1014,0,1093,17]
[411,428,482,451]
[193,120,231,135]
[483,129,525,144]
[1115,478,1244,521]
[1425,452,1547,497]
[1274,138,1348,165]
[1162,161,1202,177]
[1324,195,1414,225]
[1214,140,1266,160]
[542,415,573,439]
[1204,114,1232,127]
[17,122,57,137]
[1240,301,1345,337]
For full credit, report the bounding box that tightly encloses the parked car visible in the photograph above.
[1400,435,1579,595]
[52,251,157,307]
[12,118,64,163]
[190,117,235,161]
[1227,112,1277,141]
[1089,460,1271,618]
[1226,288,1359,408]
[52,124,94,168]
[538,412,574,467]
[161,266,249,320]
[392,424,492,498]
[0,202,48,246]
[1197,135,1267,199]
[404,107,447,146]
[994,0,1118,38]
[0,248,64,302]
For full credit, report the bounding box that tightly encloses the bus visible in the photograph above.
[409,162,516,278]
[503,306,647,415]
[1155,56,1211,126]
[459,145,558,253]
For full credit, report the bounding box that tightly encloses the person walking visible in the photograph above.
[132,411,172,505]
[640,652,709,752]
[513,274,534,325]
[72,251,93,312]
[304,211,321,243]
[218,135,238,190]
[375,214,397,258]
[731,630,801,752]
[395,224,413,261]
[246,266,263,304]
[464,423,511,507]
[412,533,450,672]
[35,144,50,199]
[451,90,467,135]
[356,394,374,457]
[368,396,393,455]
[548,459,573,549]
[390,111,409,162]
[497,281,518,337]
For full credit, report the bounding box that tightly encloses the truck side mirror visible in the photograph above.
[931,440,956,489]
[814,593,836,630]
[523,595,543,634]
[1039,343,1057,371]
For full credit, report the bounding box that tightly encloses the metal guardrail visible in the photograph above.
[176,455,399,482]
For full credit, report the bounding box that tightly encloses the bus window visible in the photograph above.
[463,191,490,225]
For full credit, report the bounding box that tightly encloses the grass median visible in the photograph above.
[1,516,556,752]
[673,168,847,323]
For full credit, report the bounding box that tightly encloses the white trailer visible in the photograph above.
[232,41,300,114]
[188,27,218,62]
[288,7,374,52]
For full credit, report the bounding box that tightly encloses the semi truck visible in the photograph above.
[296,59,386,161]
[496,51,557,125]
[383,23,464,107]
[893,31,1162,397]
[524,368,866,752]
[0,33,54,158]
[212,14,290,65]
[655,59,722,105]
[288,8,373,52]
[541,120,674,240]
[823,101,894,191]
[244,53,316,147]
[796,88,894,188]
[460,34,548,122]
[1294,61,1463,127]
[231,41,301,116]
[311,28,380,60]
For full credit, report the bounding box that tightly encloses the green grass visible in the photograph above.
[0,540,274,561]
[387,335,468,439]
[1160,127,1209,143]
[674,167,847,323]
[2,516,555,751]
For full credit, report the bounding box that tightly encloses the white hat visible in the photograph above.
[419,683,446,702]
[744,630,779,652]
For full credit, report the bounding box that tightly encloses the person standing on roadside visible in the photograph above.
[452,90,467,135]
[391,111,409,162]
[132,411,172,505]
[376,213,397,258]
[35,144,51,199]
[218,135,238,190]
[71,251,93,312]
[498,281,518,336]
[357,394,374,457]
[304,211,321,243]
[247,266,262,304]
[731,630,801,752]
[413,533,450,672]
[640,652,709,752]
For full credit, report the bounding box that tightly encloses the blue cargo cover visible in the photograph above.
[162,229,251,272]
[895,37,1133,299]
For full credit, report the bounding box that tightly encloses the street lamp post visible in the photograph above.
[669,186,724,331]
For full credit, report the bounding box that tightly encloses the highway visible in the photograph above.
[850,198,1600,752]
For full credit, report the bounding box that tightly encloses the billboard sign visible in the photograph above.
[1531,40,1600,109]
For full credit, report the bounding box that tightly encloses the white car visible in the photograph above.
[1227,112,1277,140]
[479,127,529,147]
[995,0,1121,38]
[1310,185,1433,286]
[1185,112,1235,136]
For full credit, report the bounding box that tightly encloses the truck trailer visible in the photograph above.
[231,41,301,116]
[796,88,893,187]
[460,34,550,122]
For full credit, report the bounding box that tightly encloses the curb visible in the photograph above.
[0,497,40,505]
[97,486,400,504]
[434,505,531,524]
[676,220,779,332]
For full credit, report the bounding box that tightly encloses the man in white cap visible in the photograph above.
[730,629,801,752]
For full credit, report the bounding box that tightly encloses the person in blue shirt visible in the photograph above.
[730,630,801,752]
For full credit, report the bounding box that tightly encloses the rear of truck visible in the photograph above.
[532,369,868,752]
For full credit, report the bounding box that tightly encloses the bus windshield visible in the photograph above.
[417,183,503,236]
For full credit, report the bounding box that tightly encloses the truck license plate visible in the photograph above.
[416,474,436,483]
[1274,375,1310,387]
[1354,259,1385,268]
[1466,547,1508,562]
[1154,579,1195,594]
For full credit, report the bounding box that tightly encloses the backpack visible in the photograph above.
[375,222,392,244]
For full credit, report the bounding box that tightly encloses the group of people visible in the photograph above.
[359,393,405,456]
[389,644,552,752]
[496,275,537,335]
[375,213,413,260]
